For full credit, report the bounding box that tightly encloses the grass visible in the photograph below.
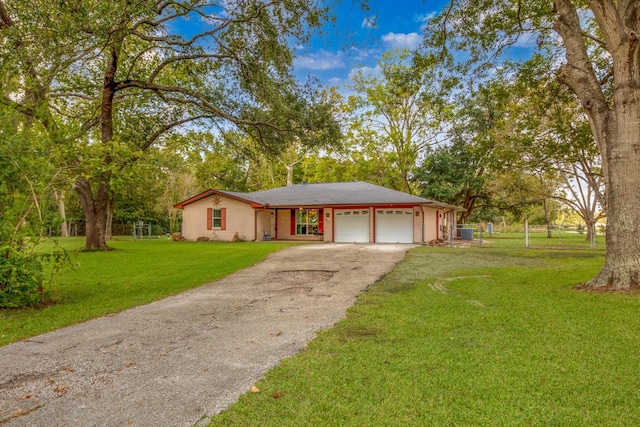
[484,231,606,251]
[0,237,293,347]
[4,235,637,425]
[208,239,640,426]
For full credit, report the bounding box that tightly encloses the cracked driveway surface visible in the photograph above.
[0,243,410,427]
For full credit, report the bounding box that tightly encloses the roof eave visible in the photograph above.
[173,189,260,209]
[422,201,466,211]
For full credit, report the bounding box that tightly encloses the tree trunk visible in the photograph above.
[553,0,640,290]
[583,217,596,242]
[53,189,69,237]
[105,198,113,241]
[72,39,120,251]
[73,176,111,251]
[285,163,294,186]
[583,102,640,290]
[543,198,552,238]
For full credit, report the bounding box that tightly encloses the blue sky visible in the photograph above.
[293,1,449,88]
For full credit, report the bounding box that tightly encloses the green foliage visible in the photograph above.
[1,0,341,249]
[0,243,70,308]
[420,0,556,83]
[415,77,514,221]
[416,139,487,206]
[347,49,444,192]
[0,108,71,307]
[0,246,44,308]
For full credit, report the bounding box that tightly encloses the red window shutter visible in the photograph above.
[318,209,324,234]
[207,208,212,230]
[291,209,296,235]
[220,208,226,230]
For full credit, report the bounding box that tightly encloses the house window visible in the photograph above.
[207,207,226,230]
[212,209,222,229]
[296,209,319,235]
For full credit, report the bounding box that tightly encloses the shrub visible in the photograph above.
[0,246,45,308]
[0,244,70,308]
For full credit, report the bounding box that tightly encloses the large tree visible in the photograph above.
[481,57,606,239]
[416,139,490,224]
[1,0,337,251]
[424,1,640,290]
[349,49,445,193]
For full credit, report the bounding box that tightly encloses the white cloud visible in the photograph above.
[414,12,437,23]
[348,65,382,81]
[512,31,539,49]
[348,45,381,62]
[294,50,345,70]
[381,32,422,50]
[414,12,437,31]
[361,16,377,29]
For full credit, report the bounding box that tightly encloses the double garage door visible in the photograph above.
[334,209,414,243]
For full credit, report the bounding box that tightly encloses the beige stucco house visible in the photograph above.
[173,181,461,244]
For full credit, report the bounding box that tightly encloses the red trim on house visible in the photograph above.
[175,190,215,209]
[206,208,212,230]
[331,209,335,243]
[372,206,376,243]
[274,209,279,240]
[331,204,418,210]
[174,189,260,209]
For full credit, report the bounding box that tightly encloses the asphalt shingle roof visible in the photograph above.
[221,181,437,207]
[175,181,462,210]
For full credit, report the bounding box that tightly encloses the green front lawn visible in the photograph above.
[209,242,640,426]
[0,238,293,346]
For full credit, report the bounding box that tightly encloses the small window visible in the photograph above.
[211,209,222,228]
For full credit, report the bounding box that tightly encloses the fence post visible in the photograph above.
[525,218,529,248]
[449,211,454,247]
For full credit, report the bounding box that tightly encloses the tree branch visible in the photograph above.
[115,79,287,131]
[0,0,13,28]
[587,0,624,51]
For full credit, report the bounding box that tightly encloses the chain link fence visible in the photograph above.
[522,223,602,250]
[436,223,604,250]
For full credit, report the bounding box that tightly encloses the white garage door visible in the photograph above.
[375,209,414,243]
[334,209,370,242]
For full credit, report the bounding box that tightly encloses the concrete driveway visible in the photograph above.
[0,243,410,427]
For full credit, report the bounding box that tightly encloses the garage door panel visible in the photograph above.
[375,209,413,243]
[334,209,369,242]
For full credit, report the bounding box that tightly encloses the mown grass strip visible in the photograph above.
[0,238,293,346]
[209,243,640,426]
